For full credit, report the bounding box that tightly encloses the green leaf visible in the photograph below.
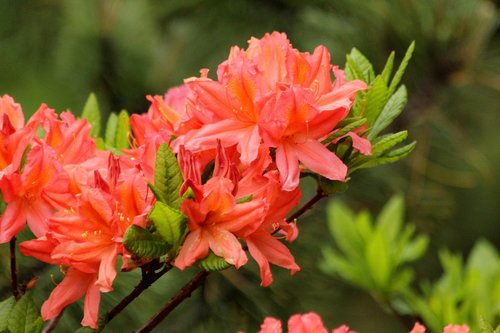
[19,145,31,173]
[321,118,367,145]
[368,85,407,140]
[364,75,388,126]
[236,194,253,204]
[345,48,375,83]
[7,292,40,333]
[197,251,231,271]
[104,110,130,151]
[401,235,429,262]
[0,297,15,332]
[148,201,187,252]
[104,112,118,146]
[74,327,97,333]
[153,143,183,208]
[114,110,130,149]
[123,225,170,259]
[327,201,365,261]
[376,194,404,243]
[388,41,415,96]
[371,131,408,156]
[380,51,395,84]
[27,317,43,333]
[318,178,349,195]
[366,230,391,289]
[81,93,101,138]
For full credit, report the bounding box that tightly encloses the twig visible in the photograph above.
[101,262,173,328]
[286,187,326,223]
[41,310,64,333]
[10,237,19,300]
[134,270,209,333]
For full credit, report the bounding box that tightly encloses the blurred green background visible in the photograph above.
[0,0,499,332]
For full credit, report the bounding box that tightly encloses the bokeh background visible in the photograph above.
[0,0,499,332]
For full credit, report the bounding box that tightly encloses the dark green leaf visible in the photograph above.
[7,292,40,333]
[123,225,170,259]
[27,317,43,333]
[197,251,231,271]
[148,201,187,252]
[153,143,183,208]
[364,75,388,126]
[0,297,15,332]
[368,85,407,140]
[81,93,101,138]
[371,131,408,156]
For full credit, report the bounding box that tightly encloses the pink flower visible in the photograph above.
[258,317,283,333]
[443,324,470,333]
[288,313,328,333]
[409,322,426,333]
[175,175,267,270]
[20,154,153,328]
[0,144,71,243]
[172,32,367,191]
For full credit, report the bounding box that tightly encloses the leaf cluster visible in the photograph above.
[319,195,428,300]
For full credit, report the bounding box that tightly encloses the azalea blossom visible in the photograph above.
[252,312,356,333]
[172,32,369,191]
[20,154,153,328]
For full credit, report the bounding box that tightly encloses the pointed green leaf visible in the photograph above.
[322,118,367,145]
[197,251,231,271]
[320,247,370,288]
[381,51,395,84]
[350,141,416,171]
[148,201,187,252]
[388,41,415,96]
[0,296,15,332]
[81,93,101,138]
[123,225,170,259]
[364,75,388,126]
[401,235,429,263]
[345,48,375,83]
[327,201,365,261]
[7,292,40,333]
[366,230,391,289]
[368,85,407,139]
[153,143,183,208]
[104,112,118,146]
[318,178,349,195]
[376,194,404,243]
[371,131,408,156]
[114,110,130,149]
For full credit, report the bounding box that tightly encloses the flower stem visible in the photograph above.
[41,310,64,333]
[134,270,209,333]
[100,261,173,329]
[286,187,326,222]
[10,237,19,300]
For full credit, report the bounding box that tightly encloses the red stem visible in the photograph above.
[10,237,19,300]
[133,270,209,333]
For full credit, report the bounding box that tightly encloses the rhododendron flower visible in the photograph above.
[172,32,368,191]
[253,313,356,333]
[409,322,470,333]
[0,95,34,180]
[0,144,71,243]
[20,154,153,328]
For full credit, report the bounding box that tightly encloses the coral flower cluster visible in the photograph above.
[247,313,470,333]
[0,32,369,328]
